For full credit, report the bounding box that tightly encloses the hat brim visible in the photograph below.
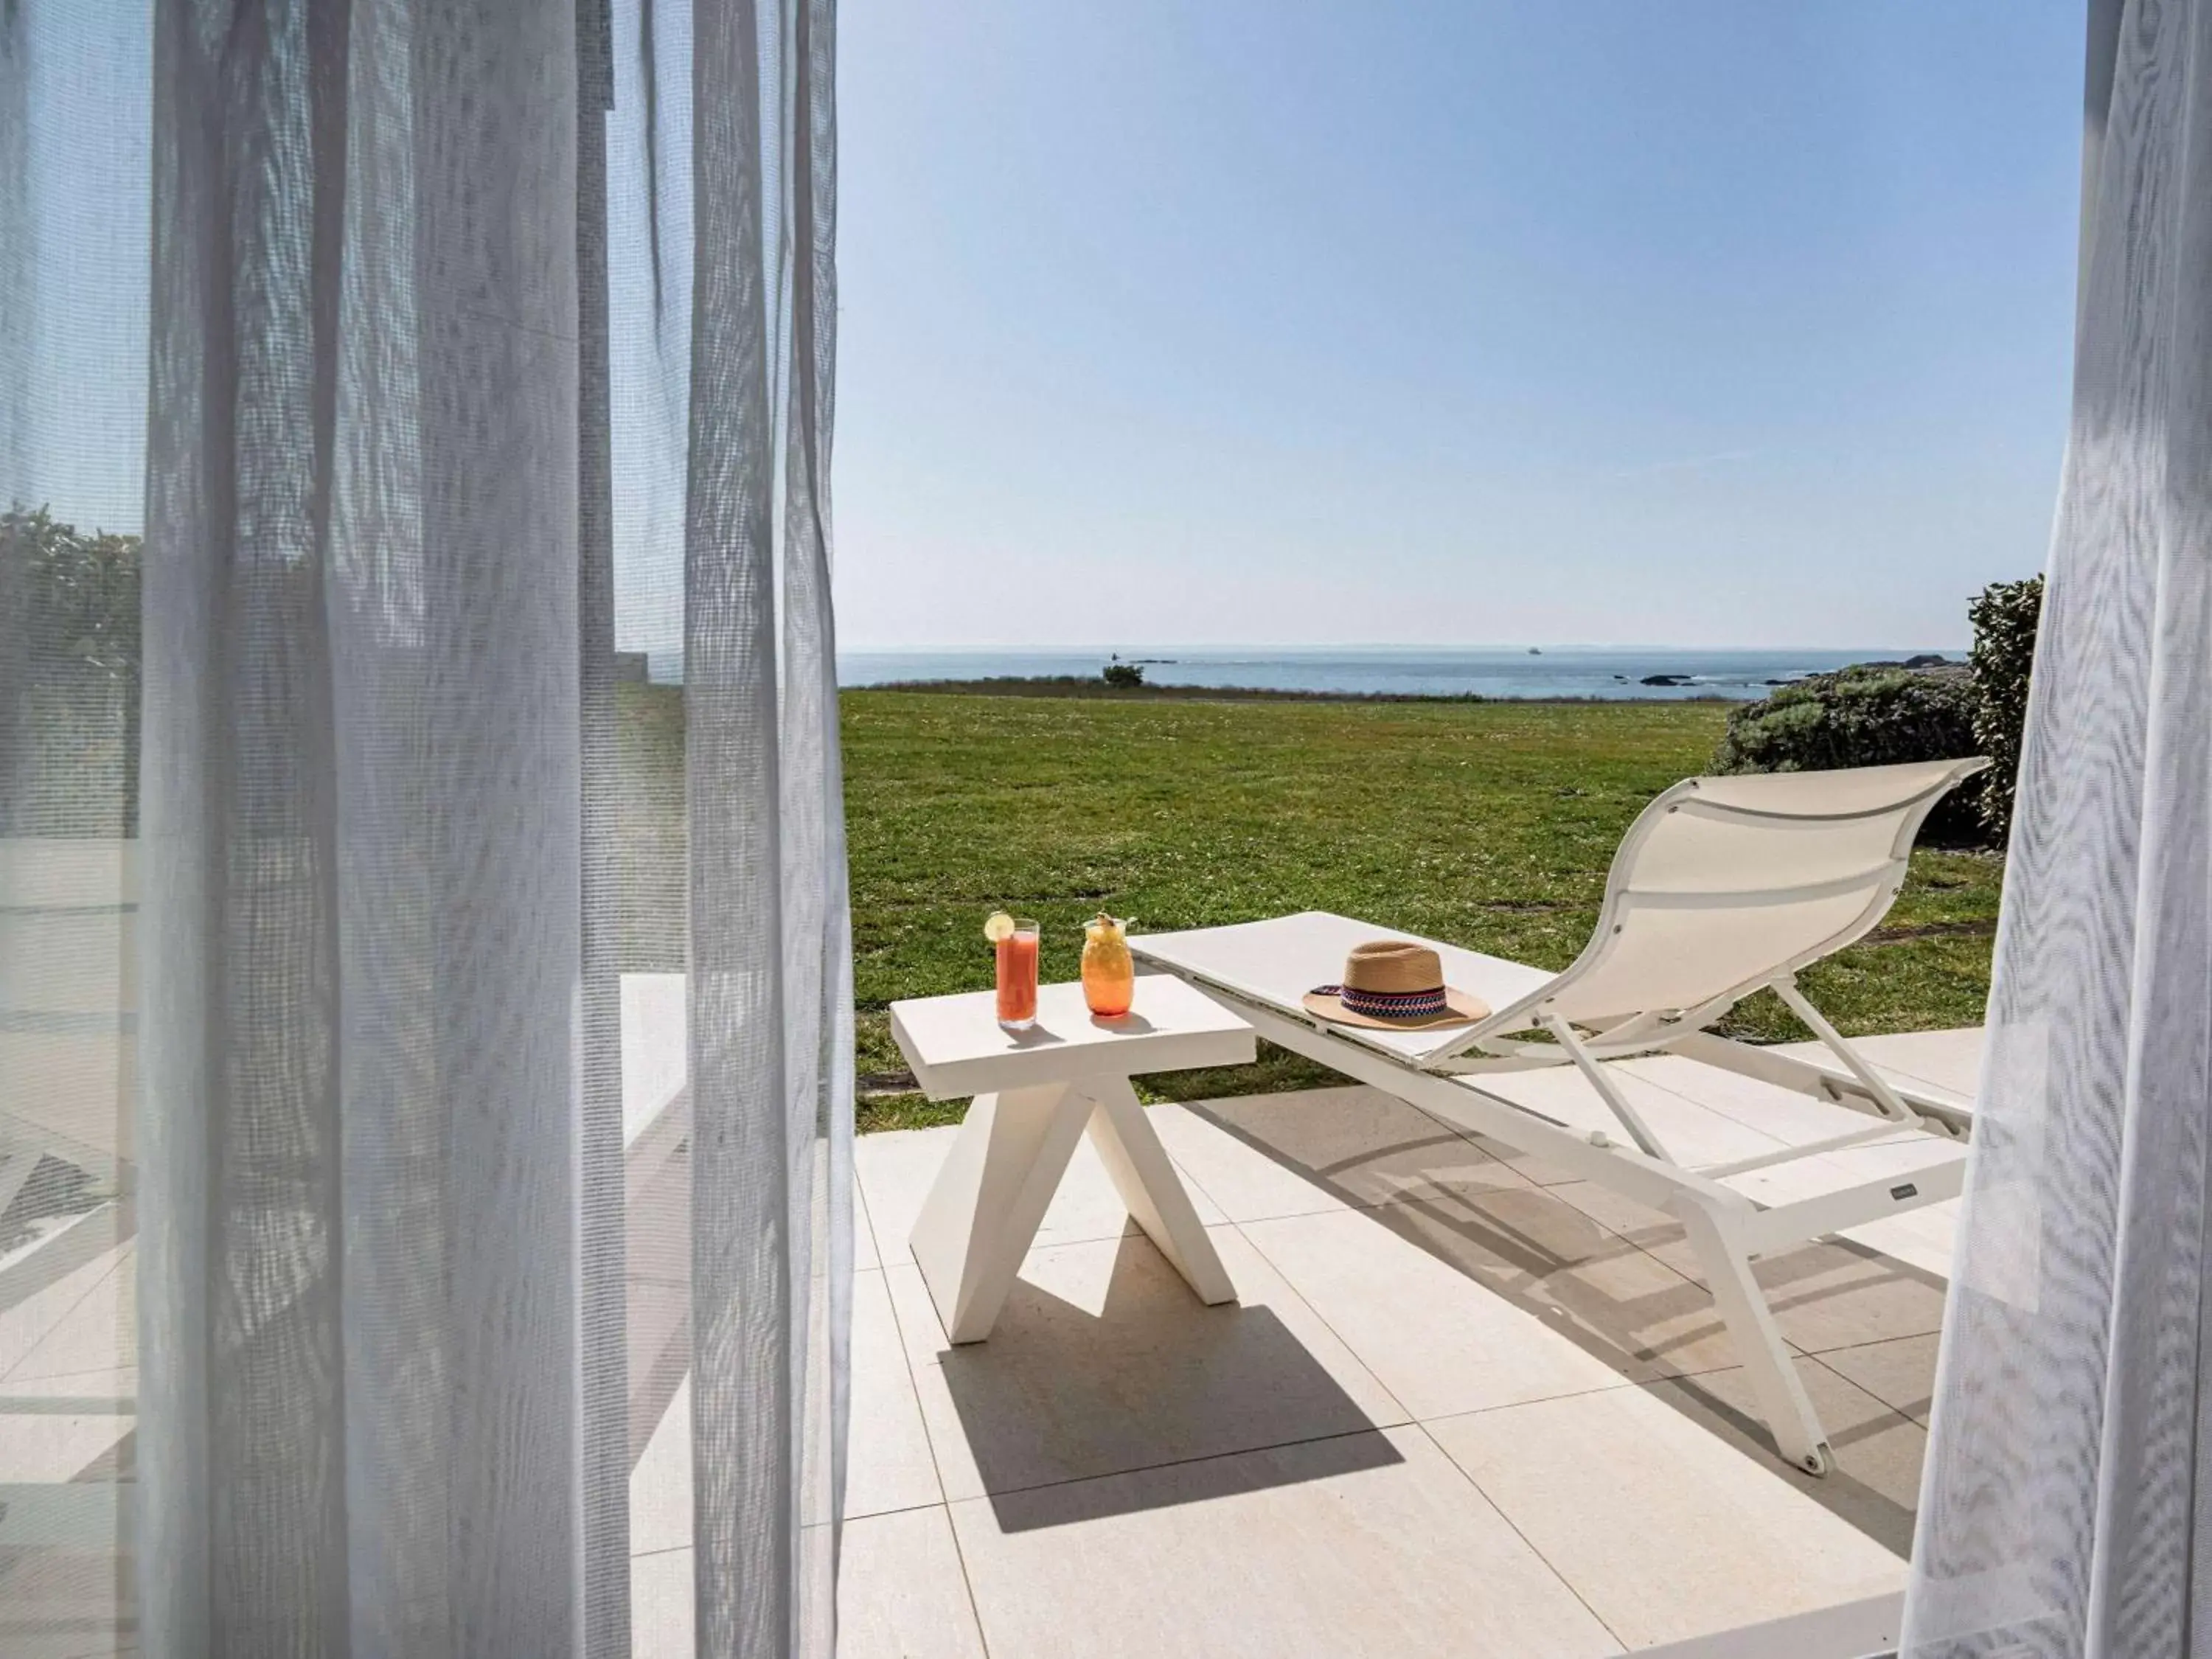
[1301,985,1491,1031]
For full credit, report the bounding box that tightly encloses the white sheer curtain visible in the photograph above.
[0,0,849,1652]
[1902,0,2212,1653]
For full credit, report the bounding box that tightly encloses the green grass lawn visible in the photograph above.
[844,689,2000,1131]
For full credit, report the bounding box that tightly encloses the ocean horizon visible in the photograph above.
[829,646,1966,703]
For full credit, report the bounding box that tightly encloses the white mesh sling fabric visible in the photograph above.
[1458,759,1989,1050]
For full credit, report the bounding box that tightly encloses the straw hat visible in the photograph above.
[1303,940,1490,1030]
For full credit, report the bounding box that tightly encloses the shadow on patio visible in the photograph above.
[1177,1077,1949,1559]
[931,1231,1404,1531]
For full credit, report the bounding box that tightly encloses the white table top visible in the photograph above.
[1130,911,1555,1063]
[889,975,1256,1100]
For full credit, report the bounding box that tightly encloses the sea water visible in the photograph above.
[832,646,1962,702]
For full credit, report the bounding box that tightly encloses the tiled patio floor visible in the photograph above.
[0,1006,1976,1657]
[793,1029,1979,1658]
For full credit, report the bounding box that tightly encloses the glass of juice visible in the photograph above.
[1081,914,1135,1018]
[993,917,1040,1030]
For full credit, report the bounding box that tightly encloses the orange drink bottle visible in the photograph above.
[995,919,1040,1029]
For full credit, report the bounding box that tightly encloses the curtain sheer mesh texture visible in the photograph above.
[0,0,851,1653]
[1904,0,2212,1653]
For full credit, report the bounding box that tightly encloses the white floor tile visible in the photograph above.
[1427,1387,1907,1649]
[853,1169,883,1273]
[630,1376,693,1558]
[896,1225,1405,1503]
[3,1244,133,1384]
[0,1403,131,1482]
[1456,1066,1788,1169]
[849,1268,944,1518]
[838,1506,989,1659]
[1150,1088,1527,1224]
[1239,1205,1630,1420]
[628,1545,694,1659]
[947,1423,1621,1659]
[1773,1029,1984,1101]
[0,1238,131,1383]
[1621,1055,1910,1147]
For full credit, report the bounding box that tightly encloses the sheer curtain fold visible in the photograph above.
[681,0,845,1655]
[681,0,847,1646]
[0,0,846,1650]
[144,0,592,1650]
[1903,0,2212,1653]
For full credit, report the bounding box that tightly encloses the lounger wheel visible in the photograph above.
[1795,1443,1834,1478]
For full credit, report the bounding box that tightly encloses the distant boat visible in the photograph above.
[1528,647,1542,655]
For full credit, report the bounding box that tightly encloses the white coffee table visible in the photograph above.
[891,975,1255,1343]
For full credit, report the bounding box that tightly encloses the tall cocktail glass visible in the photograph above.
[995,919,1040,1030]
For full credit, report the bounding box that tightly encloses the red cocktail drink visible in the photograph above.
[995,920,1040,1029]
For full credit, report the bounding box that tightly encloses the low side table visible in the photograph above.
[891,975,1255,1343]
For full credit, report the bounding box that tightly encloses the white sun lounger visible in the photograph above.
[1131,757,1989,1475]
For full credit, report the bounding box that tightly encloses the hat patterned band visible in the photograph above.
[1315,982,1450,1020]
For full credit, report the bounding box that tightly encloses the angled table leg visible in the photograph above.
[1082,1076,1236,1306]
[908,1082,1090,1343]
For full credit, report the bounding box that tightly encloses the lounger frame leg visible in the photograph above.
[1542,1014,1673,1161]
[1166,981,1889,1475]
[1669,1029,1974,1140]
[1768,976,1916,1125]
[1673,1196,1833,1476]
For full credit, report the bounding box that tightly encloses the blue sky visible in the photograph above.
[13,3,2084,659]
[9,2,152,538]
[835,1,2086,650]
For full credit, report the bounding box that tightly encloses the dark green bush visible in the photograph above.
[1102,662,1144,689]
[1710,665,1984,844]
[6,506,142,680]
[1968,576,2042,844]
[3,504,143,834]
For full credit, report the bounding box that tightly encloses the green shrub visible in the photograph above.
[6,506,142,680]
[1968,576,2042,844]
[1710,665,1984,844]
[1101,662,1144,689]
[3,504,143,834]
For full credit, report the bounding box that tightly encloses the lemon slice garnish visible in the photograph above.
[983,911,1016,943]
